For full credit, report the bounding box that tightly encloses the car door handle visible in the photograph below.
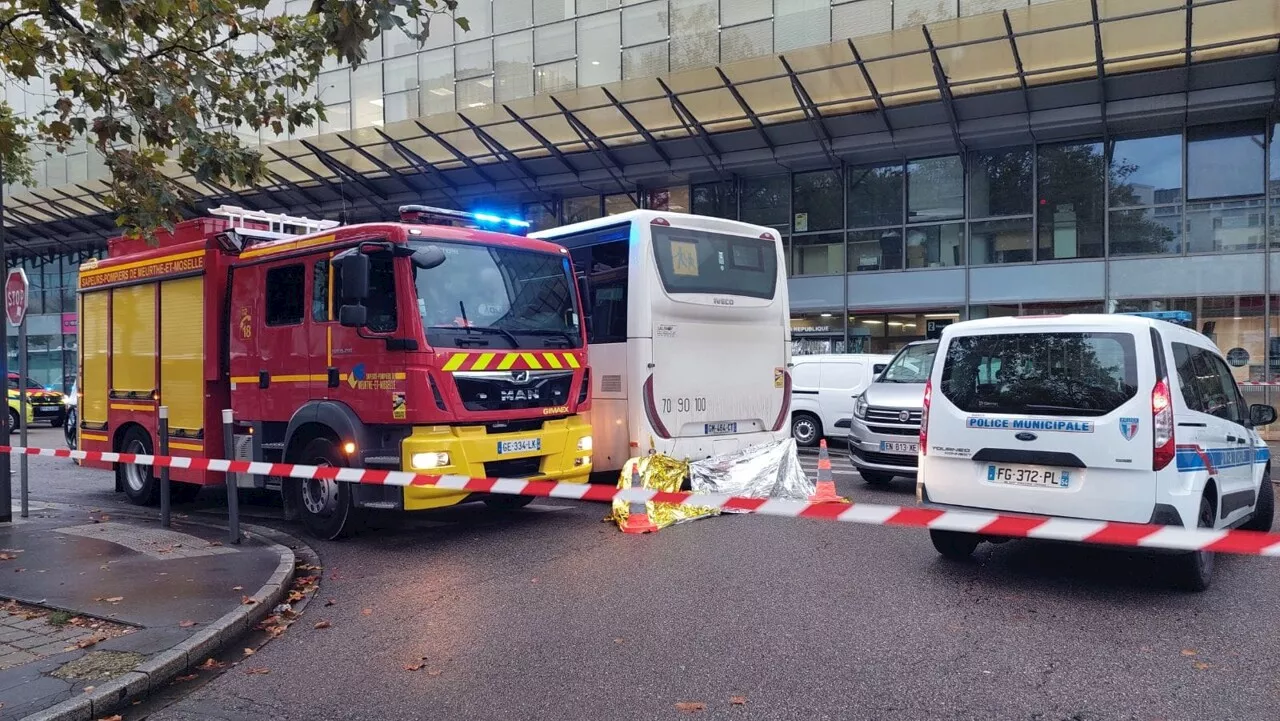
[1226,435,1247,444]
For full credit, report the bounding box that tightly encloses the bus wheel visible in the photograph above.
[293,437,358,541]
[791,412,821,447]
[118,427,159,506]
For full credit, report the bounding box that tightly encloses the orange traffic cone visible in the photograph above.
[621,463,659,534]
[808,439,844,504]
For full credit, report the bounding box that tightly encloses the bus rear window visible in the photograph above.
[940,332,1138,417]
[651,226,777,299]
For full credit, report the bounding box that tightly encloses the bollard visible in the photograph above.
[222,408,241,544]
[159,406,171,528]
[17,325,27,519]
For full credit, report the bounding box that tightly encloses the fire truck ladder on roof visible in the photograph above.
[209,205,340,240]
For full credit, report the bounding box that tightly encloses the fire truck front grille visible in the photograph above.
[484,456,543,479]
[453,370,574,412]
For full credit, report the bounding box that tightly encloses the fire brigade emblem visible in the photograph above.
[238,307,252,339]
[347,363,366,389]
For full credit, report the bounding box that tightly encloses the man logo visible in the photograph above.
[511,370,530,384]
[501,389,540,402]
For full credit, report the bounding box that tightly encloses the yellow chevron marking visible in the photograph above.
[472,352,496,370]
[520,353,543,370]
[564,354,581,369]
[542,353,563,369]
[441,353,469,372]
[497,353,519,370]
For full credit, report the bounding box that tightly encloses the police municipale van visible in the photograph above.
[916,312,1276,591]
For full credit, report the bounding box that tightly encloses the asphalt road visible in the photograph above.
[13,428,1280,721]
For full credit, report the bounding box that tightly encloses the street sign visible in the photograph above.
[5,268,28,327]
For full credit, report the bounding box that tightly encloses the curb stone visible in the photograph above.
[19,521,306,721]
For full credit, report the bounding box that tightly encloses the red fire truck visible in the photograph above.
[77,205,594,539]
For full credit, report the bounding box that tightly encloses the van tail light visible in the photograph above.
[641,374,672,439]
[920,378,932,456]
[1152,377,1175,471]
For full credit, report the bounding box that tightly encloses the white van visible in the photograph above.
[918,313,1275,591]
[790,354,893,447]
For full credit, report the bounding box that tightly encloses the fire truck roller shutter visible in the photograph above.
[111,283,157,396]
[159,277,204,436]
[80,291,109,426]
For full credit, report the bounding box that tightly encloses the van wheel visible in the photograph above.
[1242,468,1273,532]
[1172,496,1216,592]
[860,470,894,486]
[930,529,980,560]
[291,437,359,541]
[484,494,535,511]
[791,413,821,447]
[117,427,159,506]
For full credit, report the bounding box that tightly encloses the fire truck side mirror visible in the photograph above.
[338,252,370,301]
[411,246,447,270]
[339,304,368,328]
[576,273,592,337]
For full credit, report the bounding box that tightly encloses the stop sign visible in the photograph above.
[5,269,29,327]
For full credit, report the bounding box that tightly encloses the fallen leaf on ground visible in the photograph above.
[232,586,243,591]
[198,658,226,670]
[103,597,123,603]
[179,620,198,628]
[207,541,223,547]
[613,638,625,644]
[1194,662,1212,670]
[83,686,95,693]
[675,702,706,713]
[1181,649,1198,656]
[730,696,747,705]
[174,674,198,683]
[246,667,270,675]
[242,596,257,605]
[242,648,255,656]
[286,590,305,603]
[427,669,442,677]
[314,620,331,629]
[0,553,17,561]
[298,563,323,571]
[361,608,372,616]
[97,715,122,721]
[404,663,424,671]
[324,599,336,607]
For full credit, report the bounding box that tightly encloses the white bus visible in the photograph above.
[531,210,792,474]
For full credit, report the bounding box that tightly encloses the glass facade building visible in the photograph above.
[3,0,1280,413]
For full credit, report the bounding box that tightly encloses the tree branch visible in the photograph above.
[0,9,41,35]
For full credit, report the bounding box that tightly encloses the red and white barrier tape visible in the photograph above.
[12,444,1280,557]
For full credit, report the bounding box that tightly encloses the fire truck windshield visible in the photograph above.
[412,241,583,350]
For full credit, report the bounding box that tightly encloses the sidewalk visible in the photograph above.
[0,502,295,721]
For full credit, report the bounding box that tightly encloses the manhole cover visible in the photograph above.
[51,650,143,681]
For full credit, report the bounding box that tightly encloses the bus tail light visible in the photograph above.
[650,217,670,226]
[771,370,792,432]
[920,378,932,456]
[641,375,672,439]
[1152,377,1175,471]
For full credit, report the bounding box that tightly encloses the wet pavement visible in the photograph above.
[0,501,287,720]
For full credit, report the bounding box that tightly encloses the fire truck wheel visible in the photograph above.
[483,494,536,511]
[118,426,159,505]
[293,437,358,541]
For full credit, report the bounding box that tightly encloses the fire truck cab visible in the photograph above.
[78,206,594,539]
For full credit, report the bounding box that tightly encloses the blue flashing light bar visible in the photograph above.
[398,205,531,234]
[1120,310,1193,327]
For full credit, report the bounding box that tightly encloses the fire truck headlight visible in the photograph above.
[411,452,450,470]
[576,436,592,452]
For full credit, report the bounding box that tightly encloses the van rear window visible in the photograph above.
[940,332,1139,417]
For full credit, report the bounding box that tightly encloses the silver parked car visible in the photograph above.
[847,340,938,485]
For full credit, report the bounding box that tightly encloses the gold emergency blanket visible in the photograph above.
[609,453,721,531]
